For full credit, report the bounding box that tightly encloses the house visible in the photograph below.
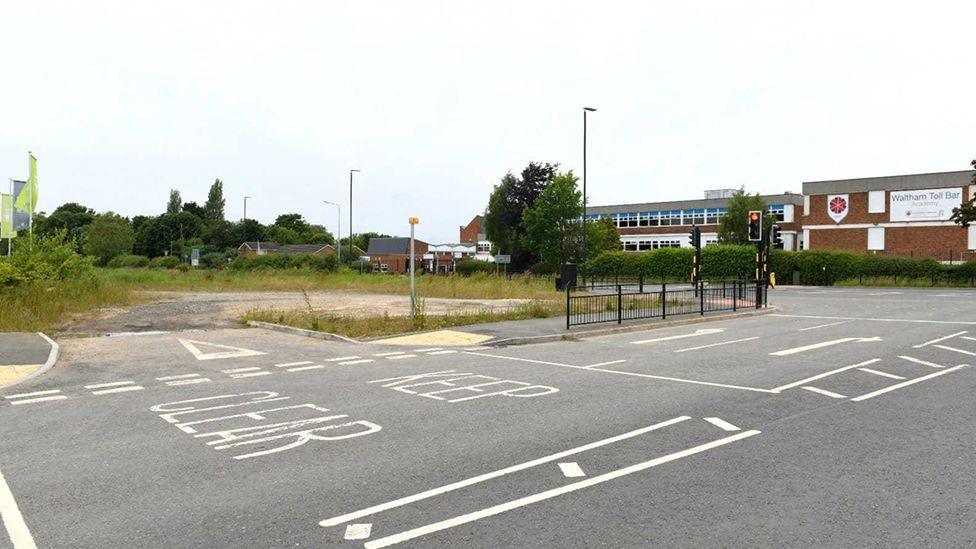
[238,241,335,255]
[366,237,429,273]
[459,215,493,257]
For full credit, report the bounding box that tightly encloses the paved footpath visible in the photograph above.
[0,334,56,388]
[1,286,975,547]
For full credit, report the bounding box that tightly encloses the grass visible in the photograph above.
[0,277,132,332]
[97,268,561,300]
[241,300,562,339]
[833,276,976,288]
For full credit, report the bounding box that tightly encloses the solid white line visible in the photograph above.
[168,378,211,386]
[703,417,740,431]
[913,331,967,348]
[857,367,906,380]
[374,352,405,357]
[319,416,692,527]
[798,321,850,331]
[9,395,67,405]
[897,355,945,369]
[802,386,846,399]
[221,367,261,373]
[674,337,759,353]
[229,371,272,378]
[427,350,457,355]
[83,381,134,389]
[769,337,878,357]
[557,462,586,478]
[851,364,969,401]
[339,359,374,366]
[934,345,976,357]
[326,356,361,362]
[156,374,200,381]
[584,360,627,369]
[631,329,724,345]
[770,313,976,326]
[5,390,60,399]
[274,361,313,368]
[386,354,417,360]
[362,430,761,548]
[0,467,37,549]
[414,348,442,352]
[962,336,976,342]
[772,359,881,392]
[287,365,325,372]
[464,351,776,393]
[92,385,144,395]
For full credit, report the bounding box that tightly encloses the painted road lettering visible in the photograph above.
[150,392,381,460]
[369,370,558,403]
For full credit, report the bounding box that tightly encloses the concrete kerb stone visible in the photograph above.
[0,332,60,392]
[246,320,361,344]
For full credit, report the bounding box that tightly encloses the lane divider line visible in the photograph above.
[851,364,969,402]
[427,350,457,355]
[857,367,906,380]
[386,355,417,361]
[798,321,850,331]
[339,359,374,366]
[84,381,136,389]
[802,386,846,399]
[4,390,60,399]
[287,365,326,372]
[274,361,313,368]
[9,395,67,406]
[167,378,211,386]
[374,352,406,357]
[674,336,759,353]
[414,348,442,352]
[897,356,945,369]
[221,367,261,374]
[933,345,976,357]
[92,385,144,395]
[771,358,880,392]
[326,356,361,362]
[913,331,967,348]
[156,374,200,381]
[229,371,271,379]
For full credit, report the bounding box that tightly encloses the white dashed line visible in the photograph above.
[802,386,846,399]
[221,367,261,374]
[674,337,759,353]
[84,381,137,389]
[9,395,67,405]
[92,385,144,395]
[167,378,211,386]
[326,356,361,362]
[857,367,906,380]
[933,345,976,357]
[798,321,850,331]
[703,417,741,431]
[386,354,417,360]
[4,389,61,399]
[229,371,272,379]
[427,350,457,355]
[339,359,374,366]
[897,355,945,369]
[963,336,976,342]
[913,331,967,348]
[274,361,313,368]
[851,364,970,402]
[374,352,406,357]
[287,365,326,372]
[156,374,201,381]
[414,348,442,352]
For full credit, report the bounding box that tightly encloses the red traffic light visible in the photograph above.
[749,212,760,221]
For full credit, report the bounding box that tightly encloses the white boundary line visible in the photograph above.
[771,359,880,392]
[770,314,976,326]
[10,395,67,405]
[851,364,969,402]
[913,331,967,348]
[857,367,905,380]
[4,390,60,399]
[0,467,37,549]
[674,337,758,353]
[798,321,850,331]
[583,360,627,369]
[933,345,976,357]
[363,430,761,548]
[92,385,144,395]
[802,386,846,399]
[897,356,945,369]
[84,381,135,389]
[703,417,740,431]
[319,416,692,528]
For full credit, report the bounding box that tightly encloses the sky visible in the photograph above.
[1,1,974,243]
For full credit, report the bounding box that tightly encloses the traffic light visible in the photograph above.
[771,224,783,249]
[688,226,701,249]
[747,211,762,242]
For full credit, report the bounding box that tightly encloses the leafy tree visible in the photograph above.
[717,188,769,245]
[182,201,206,219]
[167,189,182,214]
[34,203,95,247]
[204,179,226,222]
[521,171,583,267]
[950,159,976,227]
[83,212,135,264]
[268,225,301,245]
[273,213,311,234]
[201,220,235,251]
[133,212,204,257]
[341,232,389,255]
[230,219,267,245]
[586,216,622,258]
[483,162,558,269]
[131,215,152,233]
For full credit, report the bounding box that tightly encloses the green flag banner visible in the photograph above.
[13,153,37,213]
[0,193,14,239]
[11,180,29,231]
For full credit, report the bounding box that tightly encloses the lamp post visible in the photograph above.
[582,107,597,287]
[243,196,252,221]
[324,200,341,262]
[349,169,360,255]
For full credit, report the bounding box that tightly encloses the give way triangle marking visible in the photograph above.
[178,339,267,361]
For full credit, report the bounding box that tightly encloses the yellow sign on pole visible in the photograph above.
[408,217,419,225]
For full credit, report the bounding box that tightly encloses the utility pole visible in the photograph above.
[408,217,419,319]
[243,196,251,221]
[582,107,596,287]
[349,169,360,256]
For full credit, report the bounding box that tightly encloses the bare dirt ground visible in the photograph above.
[60,290,532,334]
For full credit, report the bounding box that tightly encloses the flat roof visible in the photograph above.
[586,193,803,215]
[803,170,975,195]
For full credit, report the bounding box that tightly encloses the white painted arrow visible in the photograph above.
[769,336,881,356]
[178,339,267,361]
[631,328,725,345]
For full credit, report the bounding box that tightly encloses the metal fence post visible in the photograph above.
[700,280,705,315]
[565,285,571,330]
[755,279,761,309]
[733,281,737,311]
[639,273,644,294]
[617,285,623,324]
[661,282,667,319]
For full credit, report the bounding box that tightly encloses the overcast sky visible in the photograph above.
[1,1,974,242]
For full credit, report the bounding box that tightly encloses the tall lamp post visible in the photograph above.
[324,200,341,262]
[243,196,252,221]
[349,169,360,255]
[582,107,597,287]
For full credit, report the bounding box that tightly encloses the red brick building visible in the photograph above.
[366,237,430,273]
[801,170,976,261]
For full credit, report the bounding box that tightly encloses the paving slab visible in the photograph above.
[0,333,56,388]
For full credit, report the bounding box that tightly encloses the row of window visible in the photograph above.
[621,237,720,251]
[590,205,786,229]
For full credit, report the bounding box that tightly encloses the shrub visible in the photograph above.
[149,256,181,269]
[106,254,150,268]
[229,253,339,272]
[201,252,227,269]
[0,231,95,287]
[455,259,496,275]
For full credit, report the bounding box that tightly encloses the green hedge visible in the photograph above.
[149,256,181,269]
[106,254,150,268]
[455,259,496,275]
[229,252,339,272]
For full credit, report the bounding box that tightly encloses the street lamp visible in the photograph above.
[349,169,360,255]
[582,107,597,286]
[324,200,341,262]
[243,196,252,221]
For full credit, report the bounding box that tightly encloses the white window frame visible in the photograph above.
[867,227,885,250]
[868,190,886,213]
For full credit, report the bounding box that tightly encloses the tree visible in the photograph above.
[167,190,182,215]
[230,219,267,245]
[483,162,558,269]
[273,213,311,234]
[204,179,225,222]
[182,201,206,219]
[34,203,95,247]
[521,171,583,267]
[950,159,976,227]
[83,212,135,264]
[586,216,622,258]
[717,188,769,245]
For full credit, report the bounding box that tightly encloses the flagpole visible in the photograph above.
[6,178,11,256]
[27,151,33,249]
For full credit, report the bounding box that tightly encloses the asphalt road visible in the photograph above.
[2,286,975,548]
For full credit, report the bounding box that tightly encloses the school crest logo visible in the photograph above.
[827,194,849,223]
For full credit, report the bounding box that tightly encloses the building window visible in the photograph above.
[868,191,885,213]
[705,209,720,224]
[624,241,639,251]
[868,227,885,250]
[767,205,785,222]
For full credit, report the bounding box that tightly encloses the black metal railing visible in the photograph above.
[567,279,766,328]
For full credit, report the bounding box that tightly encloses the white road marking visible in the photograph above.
[802,386,846,399]
[414,348,442,352]
[934,345,976,357]
[178,338,267,361]
[631,328,725,345]
[427,350,457,355]
[772,359,881,392]
[344,523,373,540]
[798,321,850,331]
[583,360,627,368]
[168,378,211,386]
[339,359,374,366]
[4,390,60,399]
[84,381,136,389]
[93,385,144,395]
[0,467,37,549]
[769,337,881,356]
[221,367,261,373]
[465,351,776,394]
[156,374,200,381]
[287,365,325,372]
[851,364,969,401]
[374,352,406,357]
[913,331,967,348]
[857,367,906,380]
[770,313,976,326]
[229,371,272,378]
[274,361,313,368]
[362,430,761,548]
[703,417,740,431]
[326,356,361,362]
[963,336,976,342]
[674,336,759,353]
[558,462,586,478]
[319,416,692,527]
[9,395,67,405]
[927,294,955,297]
[386,354,417,360]
[866,291,902,296]
[897,355,945,369]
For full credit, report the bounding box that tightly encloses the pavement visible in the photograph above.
[1,286,976,547]
[0,333,56,388]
